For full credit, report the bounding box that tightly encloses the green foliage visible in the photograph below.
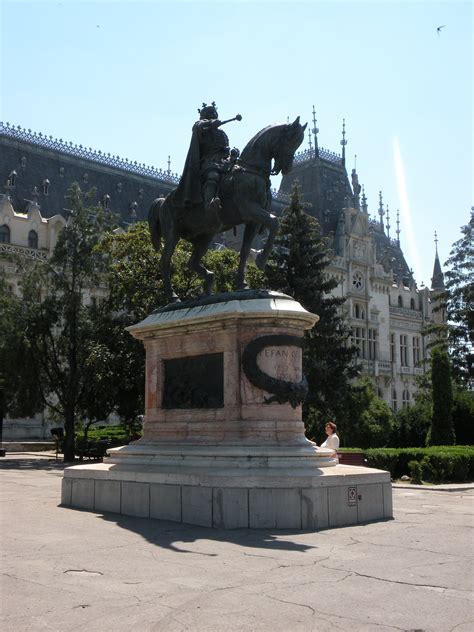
[443,211,474,385]
[265,184,357,436]
[408,460,422,484]
[337,376,395,448]
[427,347,455,446]
[365,446,474,482]
[393,401,431,448]
[19,183,115,460]
[452,387,474,445]
[0,273,43,426]
[429,211,473,385]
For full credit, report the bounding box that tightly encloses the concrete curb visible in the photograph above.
[392,483,474,492]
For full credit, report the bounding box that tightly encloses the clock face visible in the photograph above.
[352,270,364,291]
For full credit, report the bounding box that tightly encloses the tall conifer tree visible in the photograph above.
[265,184,357,438]
[427,347,455,445]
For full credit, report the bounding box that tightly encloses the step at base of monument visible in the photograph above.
[62,463,392,529]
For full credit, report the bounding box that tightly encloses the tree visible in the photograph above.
[20,184,114,461]
[0,273,43,447]
[438,210,473,386]
[427,347,455,446]
[452,387,474,445]
[337,376,395,448]
[265,184,357,438]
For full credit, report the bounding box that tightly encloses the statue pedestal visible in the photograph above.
[62,293,392,529]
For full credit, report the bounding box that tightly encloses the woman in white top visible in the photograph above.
[320,421,340,451]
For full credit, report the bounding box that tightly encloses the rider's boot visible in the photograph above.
[203,180,222,212]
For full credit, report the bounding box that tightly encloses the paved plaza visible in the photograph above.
[1,453,473,632]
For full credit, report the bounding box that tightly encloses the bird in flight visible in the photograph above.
[437,25,446,35]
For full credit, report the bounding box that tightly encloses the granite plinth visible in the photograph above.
[62,294,393,529]
[62,460,392,529]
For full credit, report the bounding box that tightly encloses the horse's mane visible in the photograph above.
[239,122,287,160]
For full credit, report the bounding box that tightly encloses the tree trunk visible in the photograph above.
[63,408,76,462]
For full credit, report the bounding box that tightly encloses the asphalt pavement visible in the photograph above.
[1,453,473,631]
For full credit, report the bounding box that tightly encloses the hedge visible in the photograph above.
[364,446,474,483]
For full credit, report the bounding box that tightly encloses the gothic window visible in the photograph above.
[352,327,367,359]
[28,230,38,249]
[42,179,50,195]
[392,390,398,412]
[7,170,17,187]
[402,389,410,407]
[398,295,403,307]
[410,298,415,310]
[138,188,144,199]
[352,271,364,291]
[353,303,366,319]
[412,337,421,366]
[117,182,123,193]
[59,167,65,177]
[400,335,408,366]
[368,329,377,360]
[21,156,27,168]
[0,224,10,243]
[83,173,89,183]
[390,333,396,363]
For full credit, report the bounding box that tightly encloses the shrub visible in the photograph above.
[408,460,422,484]
[364,446,474,483]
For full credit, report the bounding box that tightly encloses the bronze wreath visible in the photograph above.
[242,334,308,409]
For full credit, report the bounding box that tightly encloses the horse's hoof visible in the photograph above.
[235,281,249,291]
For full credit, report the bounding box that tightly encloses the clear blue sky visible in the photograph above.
[1,0,472,288]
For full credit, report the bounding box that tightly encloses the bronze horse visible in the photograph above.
[148,117,306,302]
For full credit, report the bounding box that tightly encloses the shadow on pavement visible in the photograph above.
[98,510,320,554]
[0,456,67,470]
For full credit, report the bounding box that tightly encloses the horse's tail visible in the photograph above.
[148,197,164,251]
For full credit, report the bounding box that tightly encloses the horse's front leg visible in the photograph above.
[188,234,215,296]
[242,204,279,271]
[236,222,258,290]
[160,219,180,303]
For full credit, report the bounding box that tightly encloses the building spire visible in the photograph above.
[312,105,319,157]
[396,209,401,246]
[167,155,171,175]
[340,118,347,167]
[308,125,313,152]
[378,190,385,231]
[386,204,391,238]
[361,186,368,213]
[431,231,445,290]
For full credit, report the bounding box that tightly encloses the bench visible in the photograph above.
[76,439,112,461]
[337,452,367,467]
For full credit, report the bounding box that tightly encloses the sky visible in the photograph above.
[1,0,472,288]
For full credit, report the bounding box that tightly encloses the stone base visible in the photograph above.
[61,295,393,530]
[62,454,392,530]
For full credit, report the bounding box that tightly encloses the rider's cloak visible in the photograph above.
[172,123,203,207]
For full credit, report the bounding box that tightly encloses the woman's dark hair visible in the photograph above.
[325,421,337,433]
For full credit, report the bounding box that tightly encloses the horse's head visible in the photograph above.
[271,116,307,176]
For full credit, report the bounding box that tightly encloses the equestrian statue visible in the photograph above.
[148,102,306,303]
